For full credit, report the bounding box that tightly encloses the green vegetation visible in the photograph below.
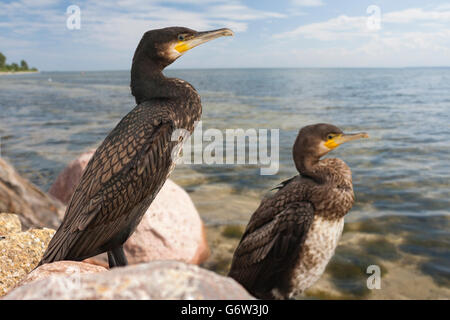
[221,225,244,239]
[0,52,37,72]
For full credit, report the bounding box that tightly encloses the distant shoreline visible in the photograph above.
[0,71,39,76]
[7,66,450,73]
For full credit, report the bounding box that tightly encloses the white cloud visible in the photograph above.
[1,0,287,69]
[435,3,450,11]
[291,0,324,7]
[274,6,450,42]
[206,4,286,20]
[0,0,285,51]
[383,8,450,23]
[0,35,35,48]
[270,5,450,67]
[274,15,369,40]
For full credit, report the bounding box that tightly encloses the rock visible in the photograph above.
[3,260,254,300]
[0,213,22,235]
[0,158,65,229]
[0,214,55,296]
[82,257,109,269]
[48,149,95,205]
[48,150,210,265]
[124,179,210,265]
[17,261,107,287]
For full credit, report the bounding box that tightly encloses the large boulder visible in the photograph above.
[48,149,95,205]
[124,179,210,265]
[48,150,210,265]
[18,261,107,287]
[3,260,254,300]
[0,213,55,296]
[0,158,65,229]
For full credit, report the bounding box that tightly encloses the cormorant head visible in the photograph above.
[293,123,368,168]
[133,26,234,69]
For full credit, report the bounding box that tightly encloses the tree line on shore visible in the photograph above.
[0,52,38,72]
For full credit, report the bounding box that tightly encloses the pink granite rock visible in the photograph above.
[17,261,107,287]
[3,261,254,300]
[48,149,96,205]
[124,179,210,265]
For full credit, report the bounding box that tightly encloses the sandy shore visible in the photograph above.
[0,71,39,76]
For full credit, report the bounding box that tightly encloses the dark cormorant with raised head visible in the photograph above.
[38,27,233,268]
[228,123,368,299]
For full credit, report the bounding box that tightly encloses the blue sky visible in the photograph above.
[1,0,449,70]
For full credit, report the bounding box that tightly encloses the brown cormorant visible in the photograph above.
[228,123,368,299]
[38,27,233,268]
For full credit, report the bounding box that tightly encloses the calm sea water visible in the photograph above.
[1,69,449,221]
[0,68,449,296]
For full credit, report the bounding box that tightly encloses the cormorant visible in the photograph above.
[38,27,233,268]
[228,123,368,299]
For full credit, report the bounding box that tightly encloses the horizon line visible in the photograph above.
[38,66,450,72]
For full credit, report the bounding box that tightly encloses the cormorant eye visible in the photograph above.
[327,135,333,140]
[178,34,185,41]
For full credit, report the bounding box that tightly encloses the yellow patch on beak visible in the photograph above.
[174,41,190,53]
[324,139,339,149]
[324,135,341,149]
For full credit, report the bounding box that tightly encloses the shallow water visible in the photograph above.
[0,69,449,297]
[205,214,450,299]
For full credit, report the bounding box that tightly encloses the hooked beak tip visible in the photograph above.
[360,132,369,139]
[221,28,234,37]
[200,28,234,37]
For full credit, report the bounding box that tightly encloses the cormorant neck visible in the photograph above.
[294,153,326,184]
[130,56,185,104]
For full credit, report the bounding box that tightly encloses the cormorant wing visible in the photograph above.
[270,175,298,191]
[40,101,179,263]
[228,201,314,297]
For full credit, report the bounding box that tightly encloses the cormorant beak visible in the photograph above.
[175,28,234,53]
[324,132,369,149]
[334,132,369,145]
